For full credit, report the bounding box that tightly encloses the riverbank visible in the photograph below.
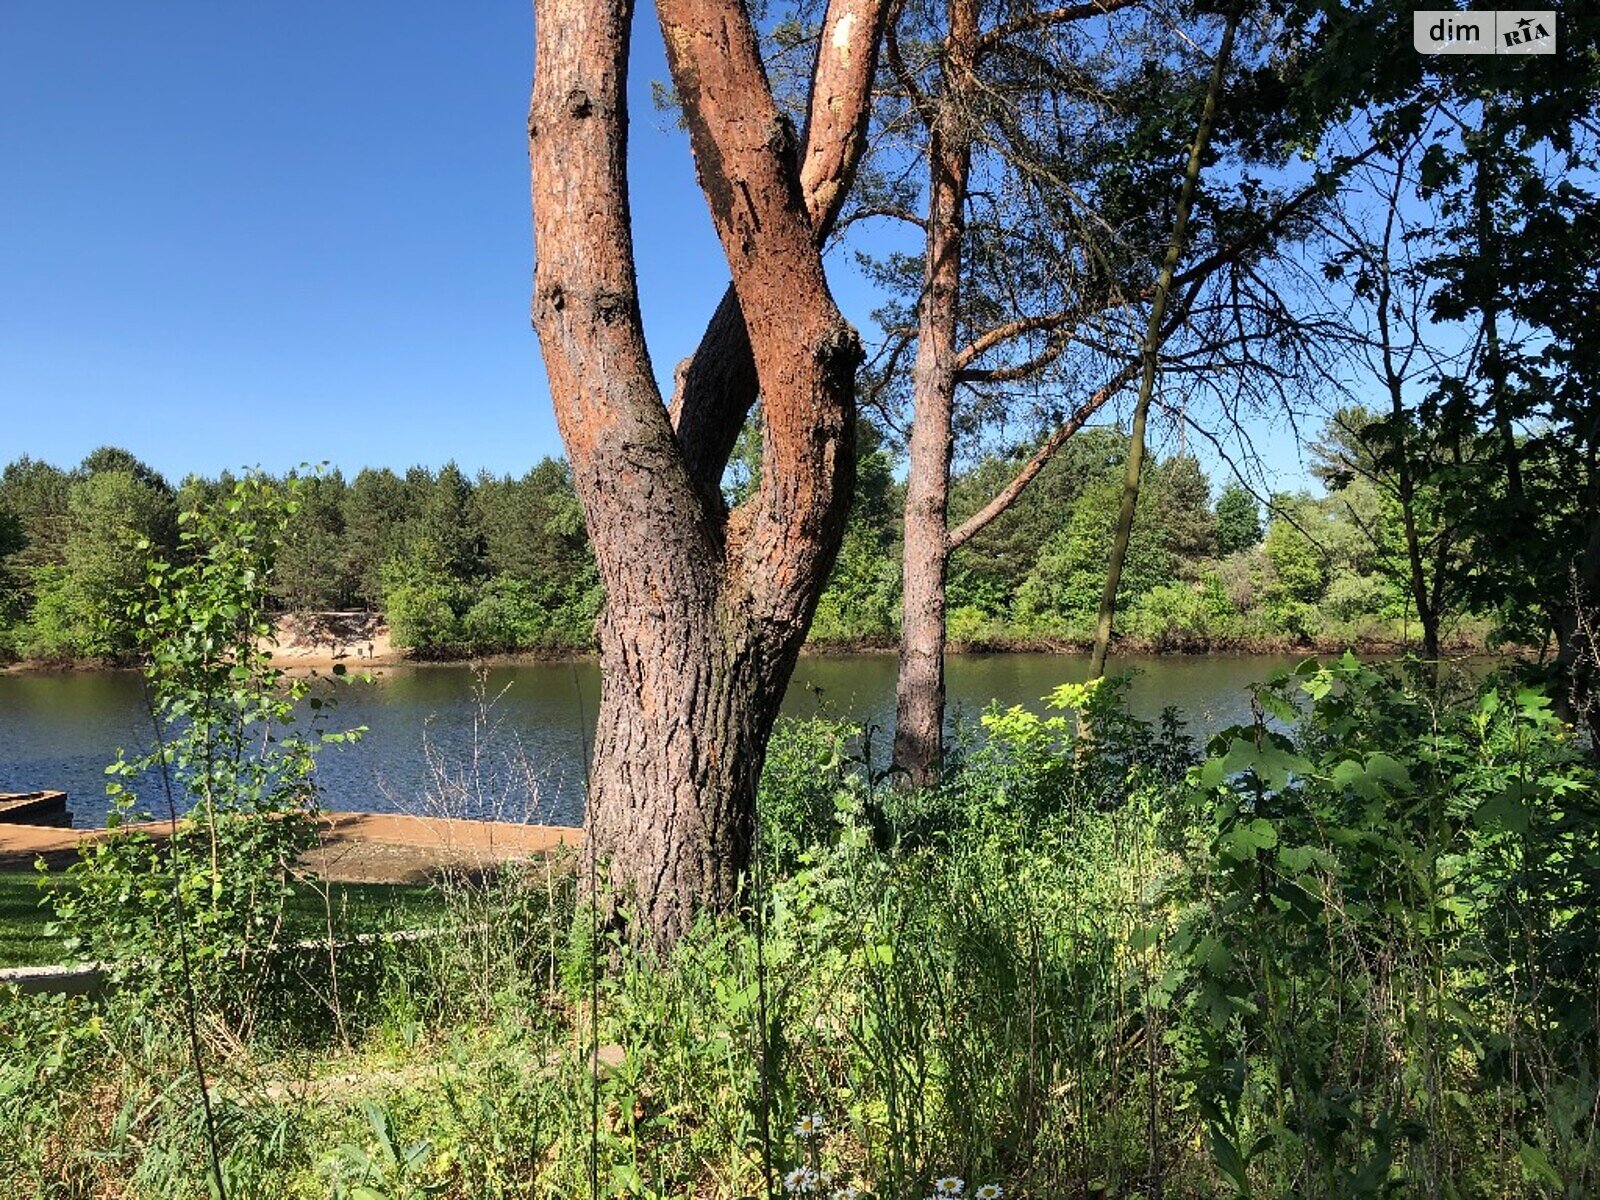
[0,609,1504,674]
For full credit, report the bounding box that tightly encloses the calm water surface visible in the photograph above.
[0,654,1303,827]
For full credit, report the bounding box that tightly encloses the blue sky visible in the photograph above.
[0,2,862,481]
[1,2,1318,492]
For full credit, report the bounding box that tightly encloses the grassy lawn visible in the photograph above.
[0,870,437,968]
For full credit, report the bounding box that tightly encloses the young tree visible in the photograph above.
[1088,5,1238,680]
[528,0,889,945]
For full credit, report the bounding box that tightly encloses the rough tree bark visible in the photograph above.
[893,0,978,789]
[529,0,885,948]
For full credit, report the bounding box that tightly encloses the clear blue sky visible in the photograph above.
[1,2,1315,492]
[0,1,892,482]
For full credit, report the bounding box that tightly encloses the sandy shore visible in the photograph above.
[0,812,581,883]
[268,611,404,669]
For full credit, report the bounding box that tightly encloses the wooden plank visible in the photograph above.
[0,791,72,828]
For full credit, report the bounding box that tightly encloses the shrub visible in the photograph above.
[756,717,862,872]
[1322,570,1400,622]
[460,576,543,649]
[46,474,362,1037]
[1127,577,1242,649]
[946,604,990,645]
[383,552,465,652]
[1172,655,1600,1196]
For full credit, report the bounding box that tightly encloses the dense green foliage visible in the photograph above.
[0,427,1496,664]
[0,873,430,968]
[0,452,602,661]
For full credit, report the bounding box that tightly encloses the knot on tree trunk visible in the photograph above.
[766,114,801,174]
[535,283,566,321]
[594,289,634,325]
[813,320,864,379]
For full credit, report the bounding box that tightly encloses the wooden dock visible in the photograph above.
[0,790,72,828]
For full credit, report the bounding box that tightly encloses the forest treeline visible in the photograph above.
[0,409,1492,664]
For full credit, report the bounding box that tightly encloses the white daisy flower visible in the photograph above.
[934,1177,965,1196]
[976,1185,1003,1200]
[795,1112,826,1139]
[785,1167,816,1194]
[831,1186,859,1200]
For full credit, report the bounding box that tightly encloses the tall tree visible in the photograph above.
[343,467,411,609]
[1213,482,1262,556]
[528,0,888,945]
[275,469,353,612]
[1423,50,1600,732]
[874,0,1354,781]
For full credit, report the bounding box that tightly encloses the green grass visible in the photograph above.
[0,871,58,967]
[0,870,437,967]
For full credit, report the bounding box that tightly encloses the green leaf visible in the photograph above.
[1518,1142,1562,1187]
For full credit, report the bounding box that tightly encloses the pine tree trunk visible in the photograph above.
[587,600,798,943]
[892,0,975,788]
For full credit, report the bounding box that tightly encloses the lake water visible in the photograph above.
[0,654,1304,827]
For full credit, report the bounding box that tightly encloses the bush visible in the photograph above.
[383,554,465,652]
[1127,577,1242,649]
[46,474,362,1038]
[1322,570,1401,622]
[965,673,1195,830]
[460,574,600,651]
[460,576,543,649]
[946,603,990,645]
[756,717,862,872]
[1171,655,1600,1195]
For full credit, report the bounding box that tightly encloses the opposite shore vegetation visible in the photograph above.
[0,422,1504,673]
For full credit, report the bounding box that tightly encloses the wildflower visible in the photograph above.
[832,1187,860,1200]
[785,1166,820,1194]
[975,1186,1003,1200]
[934,1177,965,1196]
[795,1111,826,1139]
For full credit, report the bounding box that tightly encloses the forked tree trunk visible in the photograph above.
[529,0,881,947]
[588,584,811,939]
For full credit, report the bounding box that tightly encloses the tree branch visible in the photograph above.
[834,203,929,233]
[953,309,1084,370]
[975,0,1141,57]
[947,358,1142,550]
[667,0,892,501]
[1170,142,1388,291]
